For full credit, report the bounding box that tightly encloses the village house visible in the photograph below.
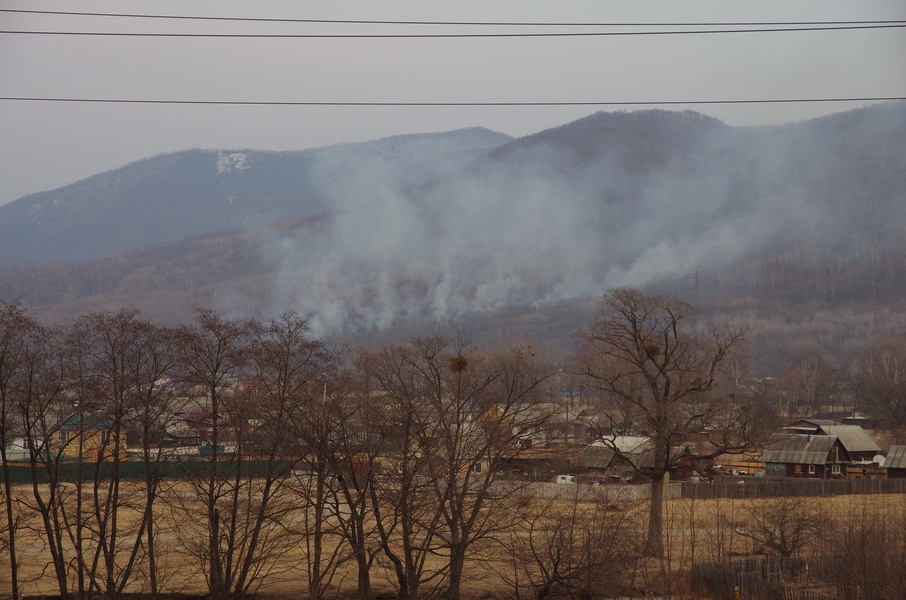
[818,425,881,462]
[576,436,697,482]
[883,445,906,478]
[1,437,30,462]
[763,419,885,479]
[55,412,128,462]
[762,433,849,478]
[784,419,881,462]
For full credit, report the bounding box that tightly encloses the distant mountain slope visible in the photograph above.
[0,214,334,325]
[489,108,728,171]
[2,103,906,372]
[0,127,512,266]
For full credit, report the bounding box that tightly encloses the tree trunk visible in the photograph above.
[368,485,409,600]
[644,473,665,558]
[147,512,158,598]
[353,517,372,600]
[0,446,19,600]
[308,461,327,600]
[355,549,372,600]
[446,543,466,600]
[142,439,160,599]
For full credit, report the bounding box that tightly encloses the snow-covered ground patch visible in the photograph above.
[216,152,251,174]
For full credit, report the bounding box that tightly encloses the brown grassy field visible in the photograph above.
[2,483,904,599]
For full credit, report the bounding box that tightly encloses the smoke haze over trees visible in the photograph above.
[0,104,905,372]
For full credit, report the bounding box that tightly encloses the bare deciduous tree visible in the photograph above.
[727,496,823,557]
[817,496,906,600]
[501,489,644,600]
[359,340,449,600]
[436,342,553,600]
[15,322,71,597]
[173,308,295,600]
[323,366,387,600]
[575,288,762,557]
[364,337,552,600]
[780,354,839,418]
[122,319,183,598]
[249,311,338,600]
[849,338,906,436]
[60,309,178,597]
[0,301,42,600]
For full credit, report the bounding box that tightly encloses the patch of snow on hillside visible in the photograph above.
[216,152,250,174]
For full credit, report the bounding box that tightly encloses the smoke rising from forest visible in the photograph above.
[247,105,906,336]
[0,104,904,352]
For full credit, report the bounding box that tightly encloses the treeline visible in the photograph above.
[3,296,906,599]
[0,225,274,305]
[0,302,614,600]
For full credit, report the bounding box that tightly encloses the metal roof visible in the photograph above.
[578,444,616,470]
[820,425,881,454]
[56,412,117,431]
[762,434,839,465]
[785,418,839,431]
[886,445,906,470]
[797,419,840,426]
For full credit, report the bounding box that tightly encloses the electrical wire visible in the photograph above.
[2,10,899,111]
[2,24,904,38]
[2,8,904,28]
[1,96,902,107]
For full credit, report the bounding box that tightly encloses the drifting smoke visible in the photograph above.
[229,105,906,337]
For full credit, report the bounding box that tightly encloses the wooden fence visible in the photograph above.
[692,557,833,600]
[493,480,663,501]
[679,477,906,500]
[506,477,906,503]
[2,458,294,484]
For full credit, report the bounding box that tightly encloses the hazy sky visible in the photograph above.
[1,0,903,205]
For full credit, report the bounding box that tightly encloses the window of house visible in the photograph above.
[808,464,816,475]
[832,464,841,475]
[794,464,801,474]
[472,462,482,473]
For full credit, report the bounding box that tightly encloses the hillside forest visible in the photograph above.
[1,105,905,379]
[2,288,906,599]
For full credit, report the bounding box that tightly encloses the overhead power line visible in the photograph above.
[1,96,902,107]
[4,9,902,38]
[2,24,904,38]
[1,9,904,28]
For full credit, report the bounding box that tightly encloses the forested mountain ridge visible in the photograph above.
[0,127,512,266]
[1,103,905,371]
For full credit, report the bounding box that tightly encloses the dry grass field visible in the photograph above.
[2,482,905,600]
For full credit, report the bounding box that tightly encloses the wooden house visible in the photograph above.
[762,434,849,478]
[817,425,881,462]
[519,402,589,447]
[884,445,906,479]
[55,412,128,462]
[785,420,881,462]
[577,436,695,482]
[499,446,576,481]
[577,442,616,479]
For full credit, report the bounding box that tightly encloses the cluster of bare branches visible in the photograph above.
[3,287,805,599]
[0,302,558,600]
[498,489,646,600]
[574,288,776,557]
